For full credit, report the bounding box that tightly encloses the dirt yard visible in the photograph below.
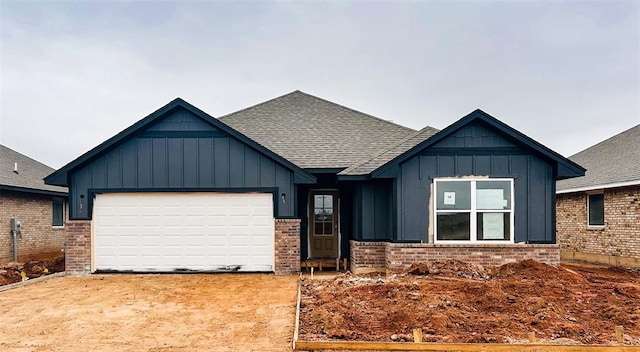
[0,257,65,285]
[0,273,298,351]
[300,260,640,346]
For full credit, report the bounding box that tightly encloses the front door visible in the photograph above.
[309,190,339,258]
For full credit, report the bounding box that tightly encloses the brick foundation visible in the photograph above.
[0,191,66,263]
[349,241,386,273]
[557,185,640,268]
[274,218,301,275]
[64,221,92,275]
[350,240,560,273]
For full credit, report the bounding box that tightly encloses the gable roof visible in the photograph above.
[45,98,316,187]
[219,91,420,169]
[557,124,640,193]
[0,144,67,196]
[370,109,586,179]
[340,126,440,176]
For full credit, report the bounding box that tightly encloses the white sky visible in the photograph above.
[1,0,639,169]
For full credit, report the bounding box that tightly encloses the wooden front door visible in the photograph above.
[309,191,339,258]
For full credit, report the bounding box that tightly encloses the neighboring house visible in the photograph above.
[45,91,584,275]
[1,145,68,263]
[557,124,640,268]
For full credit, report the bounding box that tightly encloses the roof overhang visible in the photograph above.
[0,185,68,197]
[45,98,316,187]
[371,109,586,180]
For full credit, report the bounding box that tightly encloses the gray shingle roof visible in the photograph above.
[557,124,640,192]
[219,91,421,170]
[0,145,68,194]
[340,126,440,175]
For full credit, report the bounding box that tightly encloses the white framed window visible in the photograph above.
[434,178,514,243]
[587,192,604,227]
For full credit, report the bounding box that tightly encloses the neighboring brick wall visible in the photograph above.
[0,190,65,263]
[349,240,560,272]
[64,221,92,275]
[350,241,386,273]
[557,185,640,267]
[385,243,560,272]
[274,218,300,275]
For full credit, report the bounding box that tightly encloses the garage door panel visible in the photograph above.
[94,192,275,272]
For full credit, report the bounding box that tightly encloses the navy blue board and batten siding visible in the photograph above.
[396,120,556,243]
[64,105,302,220]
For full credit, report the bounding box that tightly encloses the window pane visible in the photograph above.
[314,195,324,208]
[324,195,333,208]
[436,213,470,240]
[52,200,64,226]
[436,181,471,210]
[588,194,604,226]
[324,221,334,235]
[314,222,324,234]
[476,181,511,210]
[477,212,510,240]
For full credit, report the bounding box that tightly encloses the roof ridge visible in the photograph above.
[220,90,417,133]
[218,90,302,121]
[0,144,55,171]
[293,91,417,133]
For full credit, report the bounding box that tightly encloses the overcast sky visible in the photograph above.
[1,0,638,169]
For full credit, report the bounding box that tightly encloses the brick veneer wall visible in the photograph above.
[274,218,300,275]
[0,191,65,263]
[557,185,640,267]
[349,241,386,273]
[350,240,560,273]
[64,221,92,275]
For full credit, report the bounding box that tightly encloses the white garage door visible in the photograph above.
[93,192,274,272]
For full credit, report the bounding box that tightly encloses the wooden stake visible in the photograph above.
[528,332,536,343]
[413,328,423,343]
[310,267,314,280]
[615,325,623,344]
[336,258,340,271]
[343,258,348,271]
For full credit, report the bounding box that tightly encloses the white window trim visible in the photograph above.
[586,191,605,229]
[433,178,515,244]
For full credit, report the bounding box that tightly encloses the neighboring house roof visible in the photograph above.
[219,90,420,170]
[557,124,640,193]
[370,109,586,180]
[45,98,316,187]
[0,144,68,196]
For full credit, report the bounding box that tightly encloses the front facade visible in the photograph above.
[1,145,68,263]
[46,92,583,275]
[557,125,640,268]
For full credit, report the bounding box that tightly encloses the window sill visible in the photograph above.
[587,226,605,231]
[52,226,65,229]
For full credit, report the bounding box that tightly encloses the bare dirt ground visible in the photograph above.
[0,273,298,352]
[300,260,640,346]
[0,257,65,285]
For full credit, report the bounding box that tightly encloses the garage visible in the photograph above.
[93,192,275,272]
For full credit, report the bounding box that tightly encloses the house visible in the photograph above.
[557,124,640,268]
[45,91,584,275]
[1,144,68,263]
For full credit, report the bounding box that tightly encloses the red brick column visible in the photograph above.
[350,240,386,274]
[274,218,300,275]
[64,221,92,275]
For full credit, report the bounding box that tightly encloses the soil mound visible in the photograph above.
[0,257,65,286]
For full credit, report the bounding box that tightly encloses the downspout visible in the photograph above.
[11,229,17,262]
